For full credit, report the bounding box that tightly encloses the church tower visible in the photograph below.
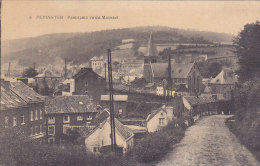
[143,32,158,82]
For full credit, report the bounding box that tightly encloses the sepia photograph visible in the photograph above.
[0,0,260,165]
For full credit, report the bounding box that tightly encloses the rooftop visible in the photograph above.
[151,62,195,79]
[184,96,216,106]
[10,81,45,103]
[100,95,128,102]
[0,85,27,110]
[45,95,97,114]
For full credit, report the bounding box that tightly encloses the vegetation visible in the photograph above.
[226,21,260,161]
[2,26,233,67]
[198,61,222,78]
[133,120,185,163]
[22,67,38,78]
[233,21,260,82]
[0,118,186,166]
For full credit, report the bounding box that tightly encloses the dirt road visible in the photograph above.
[157,115,259,166]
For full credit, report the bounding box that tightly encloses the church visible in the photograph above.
[143,32,203,96]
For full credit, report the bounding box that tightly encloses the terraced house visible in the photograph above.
[0,80,45,141]
[45,95,99,144]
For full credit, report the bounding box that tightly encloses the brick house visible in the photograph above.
[100,95,128,118]
[0,80,45,141]
[45,95,99,144]
[62,68,105,101]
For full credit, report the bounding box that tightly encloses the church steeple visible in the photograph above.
[145,32,158,57]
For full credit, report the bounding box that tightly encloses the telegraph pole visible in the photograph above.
[104,62,107,94]
[64,58,67,79]
[107,49,117,153]
[167,52,172,99]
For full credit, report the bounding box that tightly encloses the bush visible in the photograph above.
[133,122,185,163]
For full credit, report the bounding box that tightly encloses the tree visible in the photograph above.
[22,67,38,78]
[233,21,260,82]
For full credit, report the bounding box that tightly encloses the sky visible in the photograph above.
[2,1,260,40]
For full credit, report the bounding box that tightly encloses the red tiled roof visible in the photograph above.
[45,95,98,114]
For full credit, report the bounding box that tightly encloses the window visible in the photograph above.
[48,137,55,144]
[159,118,165,126]
[35,110,38,120]
[77,116,83,121]
[40,110,43,119]
[4,116,9,128]
[35,126,39,134]
[48,116,55,124]
[86,114,92,120]
[63,115,70,123]
[21,114,25,125]
[31,126,34,135]
[30,111,34,121]
[93,147,99,152]
[39,125,42,134]
[13,116,17,126]
[48,126,55,135]
[119,109,123,115]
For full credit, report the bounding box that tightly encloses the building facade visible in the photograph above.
[45,95,99,144]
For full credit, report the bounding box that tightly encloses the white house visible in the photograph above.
[146,105,174,132]
[85,110,134,154]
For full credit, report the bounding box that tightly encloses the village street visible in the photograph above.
[157,115,259,166]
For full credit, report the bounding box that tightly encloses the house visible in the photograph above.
[100,95,128,118]
[85,110,134,154]
[90,56,105,71]
[146,105,174,133]
[62,68,105,101]
[183,96,217,124]
[208,68,237,100]
[45,95,99,144]
[34,69,61,96]
[0,80,46,142]
[143,33,203,95]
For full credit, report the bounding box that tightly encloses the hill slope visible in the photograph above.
[2,26,233,67]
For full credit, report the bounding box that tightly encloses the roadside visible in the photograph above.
[226,116,260,162]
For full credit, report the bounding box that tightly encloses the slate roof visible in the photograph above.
[100,95,128,102]
[151,62,194,78]
[86,109,134,140]
[146,106,167,122]
[210,68,237,85]
[184,96,216,106]
[45,95,97,114]
[10,81,45,103]
[0,85,27,110]
[72,68,103,80]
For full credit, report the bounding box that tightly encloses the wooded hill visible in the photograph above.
[2,26,233,67]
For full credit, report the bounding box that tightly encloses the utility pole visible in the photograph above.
[167,52,172,99]
[107,49,117,153]
[104,62,107,94]
[64,58,67,79]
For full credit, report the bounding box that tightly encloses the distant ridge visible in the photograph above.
[2,26,233,67]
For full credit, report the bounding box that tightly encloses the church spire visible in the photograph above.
[145,32,158,57]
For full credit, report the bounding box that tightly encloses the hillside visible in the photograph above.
[2,26,234,68]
